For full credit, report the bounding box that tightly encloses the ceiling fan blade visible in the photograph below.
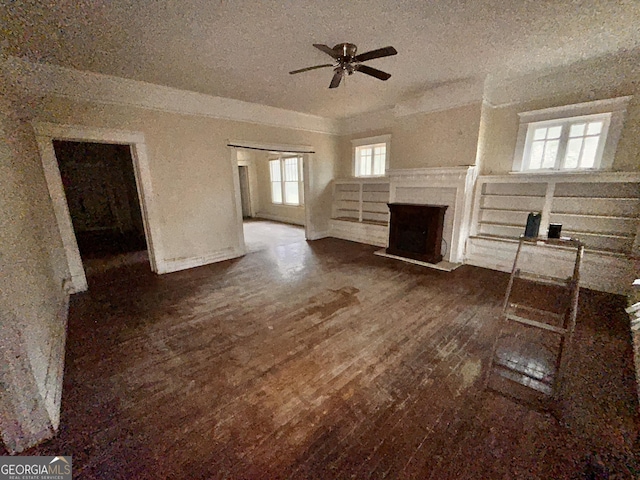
[289,64,334,75]
[354,46,397,63]
[329,70,343,89]
[313,44,339,58]
[355,64,391,81]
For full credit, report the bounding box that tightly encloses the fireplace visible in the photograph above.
[386,203,448,264]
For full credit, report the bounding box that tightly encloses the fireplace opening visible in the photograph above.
[386,203,448,264]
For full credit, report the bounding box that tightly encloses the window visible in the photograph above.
[269,156,303,205]
[356,143,387,176]
[513,96,631,173]
[352,134,390,177]
[522,115,608,171]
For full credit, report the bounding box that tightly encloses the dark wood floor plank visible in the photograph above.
[19,231,639,479]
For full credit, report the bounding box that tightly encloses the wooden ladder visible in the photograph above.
[486,236,584,401]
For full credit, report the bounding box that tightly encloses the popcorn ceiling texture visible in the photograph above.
[3,0,640,118]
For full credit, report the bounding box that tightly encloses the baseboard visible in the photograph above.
[160,247,244,274]
[254,212,305,226]
[306,230,330,241]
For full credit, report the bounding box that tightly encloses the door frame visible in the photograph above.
[236,164,254,218]
[227,140,314,253]
[33,122,166,293]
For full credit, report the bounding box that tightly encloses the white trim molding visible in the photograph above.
[162,247,244,273]
[33,122,167,291]
[5,56,341,135]
[512,96,632,172]
[351,134,391,177]
[255,212,305,226]
[388,166,478,263]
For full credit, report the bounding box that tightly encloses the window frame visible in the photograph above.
[512,96,631,173]
[269,155,304,206]
[351,134,391,178]
[520,113,611,172]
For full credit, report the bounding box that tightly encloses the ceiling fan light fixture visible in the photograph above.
[290,42,397,89]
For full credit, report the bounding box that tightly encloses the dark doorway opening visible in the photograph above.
[53,141,149,277]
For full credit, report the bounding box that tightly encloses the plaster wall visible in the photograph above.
[336,102,482,177]
[35,96,337,261]
[254,151,306,226]
[0,91,69,452]
[480,50,640,175]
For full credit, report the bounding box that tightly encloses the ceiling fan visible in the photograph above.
[290,43,398,89]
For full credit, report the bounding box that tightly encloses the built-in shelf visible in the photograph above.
[331,178,390,226]
[468,171,640,294]
[329,177,391,247]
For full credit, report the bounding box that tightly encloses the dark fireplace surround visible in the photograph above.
[386,203,448,264]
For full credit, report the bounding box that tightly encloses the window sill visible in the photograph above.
[509,169,606,176]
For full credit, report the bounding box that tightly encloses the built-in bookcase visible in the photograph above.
[330,178,390,246]
[332,178,390,225]
[477,182,547,239]
[550,182,639,253]
[467,171,640,293]
[472,174,639,255]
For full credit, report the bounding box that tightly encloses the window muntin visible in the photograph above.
[269,156,303,205]
[355,143,387,177]
[520,114,610,172]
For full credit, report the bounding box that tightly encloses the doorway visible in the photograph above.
[53,141,150,281]
[35,122,165,292]
[231,145,310,253]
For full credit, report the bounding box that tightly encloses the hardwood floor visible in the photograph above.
[243,219,305,253]
[24,238,639,479]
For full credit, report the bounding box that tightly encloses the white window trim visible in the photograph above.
[512,96,631,173]
[269,155,304,206]
[351,134,391,177]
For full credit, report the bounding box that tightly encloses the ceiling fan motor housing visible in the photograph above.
[334,43,358,75]
[334,43,358,59]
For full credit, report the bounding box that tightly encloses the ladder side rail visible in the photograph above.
[554,242,584,397]
[486,238,526,388]
[502,238,526,314]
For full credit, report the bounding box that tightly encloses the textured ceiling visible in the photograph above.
[2,0,640,118]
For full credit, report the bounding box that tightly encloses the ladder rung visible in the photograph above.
[508,303,564,321]
[490,368,554,396]
[515,271,571,288]
[504,313,568,335]
[519,237,582,248]
[493,359,554,385]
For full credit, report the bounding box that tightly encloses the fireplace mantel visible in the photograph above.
[387,166,477,263]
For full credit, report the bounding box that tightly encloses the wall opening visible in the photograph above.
[52,140,151,284]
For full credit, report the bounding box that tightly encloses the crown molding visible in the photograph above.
[1,56,342,135]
